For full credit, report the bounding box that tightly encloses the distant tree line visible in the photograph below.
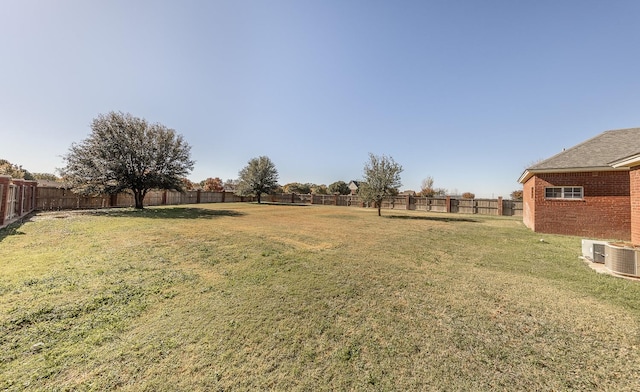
[8,110,525,210]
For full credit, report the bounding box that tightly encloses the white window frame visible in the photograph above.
[544,186,584,200]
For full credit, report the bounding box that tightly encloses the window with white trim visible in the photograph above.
[544,186,583,199]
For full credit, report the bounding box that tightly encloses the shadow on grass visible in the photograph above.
[0,218,29,242]
[78,207,245,220]
[0,225,27,242]
[257,202,309,207]
[385,215,478,223]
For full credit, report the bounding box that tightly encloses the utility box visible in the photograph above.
[581,239,608,264]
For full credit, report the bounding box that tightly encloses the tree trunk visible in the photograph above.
[257,193,261,204]
[376,199,382,216]
[133,190,145,209]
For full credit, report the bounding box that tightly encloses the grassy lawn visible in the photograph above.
[1,203,640,391]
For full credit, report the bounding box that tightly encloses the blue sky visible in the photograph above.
[2,0,640,197]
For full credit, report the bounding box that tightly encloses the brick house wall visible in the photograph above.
[630,166,640,245]
[524,171,631,240]
[522,176,536,231]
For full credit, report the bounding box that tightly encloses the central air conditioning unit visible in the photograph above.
[605,243,639,277]
[581,239,608,263]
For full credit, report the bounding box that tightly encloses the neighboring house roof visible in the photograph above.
[348,180,360,189]
[519,128,640,183]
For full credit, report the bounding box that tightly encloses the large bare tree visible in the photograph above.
[61,111,194,209]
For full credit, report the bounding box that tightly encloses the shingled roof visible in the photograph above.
[519,128,640,183]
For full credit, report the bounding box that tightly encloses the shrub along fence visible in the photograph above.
[34,187,522,217]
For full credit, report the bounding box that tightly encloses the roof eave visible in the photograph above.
[518,170,533,184]
[518,166,628,184]
[610,153,640,168]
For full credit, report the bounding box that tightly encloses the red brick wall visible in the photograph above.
[522,177,536,231]
[630,166,640,245]
[529,171,630,240]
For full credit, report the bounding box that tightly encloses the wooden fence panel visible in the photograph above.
[116,193,134,207]
[513,200,523,216]
[322,195,335,205]
[431,198,448,212]
[199,192,224,203]
[296,194,312,204]
[336,195,349,206]
[449,198,459,213]
[413,197,447,212]
[476,199,498,215]
[270,193,294,203]
[380,196,408,210]
[457,199,474,214]
[502,199,523,216]
[224,193,248,203]
[145,190,164,206]
[33,186,523,217]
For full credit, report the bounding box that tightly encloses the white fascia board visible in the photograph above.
[517,166,628,184]
[610,154,640,168]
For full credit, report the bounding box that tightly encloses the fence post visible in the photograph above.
[196,190,201,204]
[497,197,503,216]
[0,176,9,226]
[446,196,451,213]
[406,195,411,210]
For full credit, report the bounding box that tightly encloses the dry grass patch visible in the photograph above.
[1,204,640,391]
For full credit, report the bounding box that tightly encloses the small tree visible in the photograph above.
[328,180,350,195]
[181,178,196,191]
[61,111,194,209]
[224,178,239,192]
[511,190,523,200]
[283,182,311,194]
[433,188,448,197]
[462,192,475,199]
[203,177,224,192]
[361,153,403,216]
[311,184,328,195]
[419,176,435,197]
[236,156,279,204]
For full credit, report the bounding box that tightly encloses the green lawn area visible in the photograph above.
[1,203,640,391]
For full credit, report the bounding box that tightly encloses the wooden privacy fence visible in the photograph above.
[34,187,523,217]
[35,187,250,211]
[0,176,37,228]
[267,193,523,217]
